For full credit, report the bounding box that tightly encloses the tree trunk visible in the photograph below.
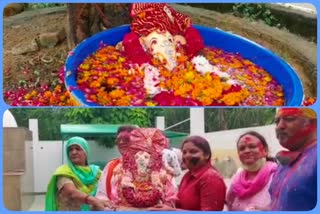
[66,3,109,49]
[4,3,26,17]
[104,3,131,27]
[218,109,228,130]
[66,3,131,50]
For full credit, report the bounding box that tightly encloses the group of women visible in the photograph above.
[45,128,277,211]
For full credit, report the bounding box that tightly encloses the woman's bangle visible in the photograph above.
[84,195,90,204]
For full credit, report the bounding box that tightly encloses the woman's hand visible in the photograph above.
[89,196,115,211]
[147,204,176,211]
[101,199,117,210]
[245,205,270,211]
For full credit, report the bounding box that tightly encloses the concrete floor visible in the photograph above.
[28,194,45,211]
[27,178,232,211]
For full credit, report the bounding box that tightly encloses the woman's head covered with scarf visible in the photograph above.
[66,136,90,166]
[275,108,317,151]
[65,136,100,186]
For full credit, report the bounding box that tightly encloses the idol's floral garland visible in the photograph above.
[74,44,285,106]
[119,152,164,207]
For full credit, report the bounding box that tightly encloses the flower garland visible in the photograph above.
[75,44,285,106]
[122,185,162,208]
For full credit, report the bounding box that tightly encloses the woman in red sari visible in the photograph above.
[149,135,227,211]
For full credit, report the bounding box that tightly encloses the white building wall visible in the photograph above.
[204,124,283,156]
[3,110,18,127]
[33,141,62,193]
[86,142,120,164]
[190,108,205,135]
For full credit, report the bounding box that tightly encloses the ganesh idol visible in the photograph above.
[119,3,234,96]
[122,3,204,70]
[98,128,178,210]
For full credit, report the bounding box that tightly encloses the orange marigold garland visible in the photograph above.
[75,44,285,106]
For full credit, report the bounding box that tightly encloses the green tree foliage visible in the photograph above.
[232,4,281,28]
[162,108,190,133]
[205,108,276,132]
[158,108,276,133]
[9,109,65,140]
[85,108,162,147]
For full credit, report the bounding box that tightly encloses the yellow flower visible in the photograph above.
[109,89,125,99]
[44,91,52,98]
[185,71,194,81]
[264,76,272,82]
[277,92,283,97]
[115,96,132,106]
[118,57,126,63]
[204,73,212,82]
[60,95,66,101]
[198,96,213,105]
[146,101,156,106]
[107,78,119,86]
[90,81,101,88]
[80,63,90,70]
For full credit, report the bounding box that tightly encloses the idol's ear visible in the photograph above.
[122,32,152,65]
[173,35,186,45]
[123,32,144,52]
[139,37,147,50]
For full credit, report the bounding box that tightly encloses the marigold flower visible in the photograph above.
[70,45,286,106]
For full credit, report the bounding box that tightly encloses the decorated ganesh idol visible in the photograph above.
[120,3,239,98]
[103,128,178,210]
[122,3,204,70]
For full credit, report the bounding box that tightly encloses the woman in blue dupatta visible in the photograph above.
[45,136,110,211]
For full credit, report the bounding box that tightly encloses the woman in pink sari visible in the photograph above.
[226,131,277,211]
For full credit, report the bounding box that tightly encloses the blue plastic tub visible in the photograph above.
[65,24,303,106]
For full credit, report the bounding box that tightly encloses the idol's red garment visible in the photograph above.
[177,162,226,210]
